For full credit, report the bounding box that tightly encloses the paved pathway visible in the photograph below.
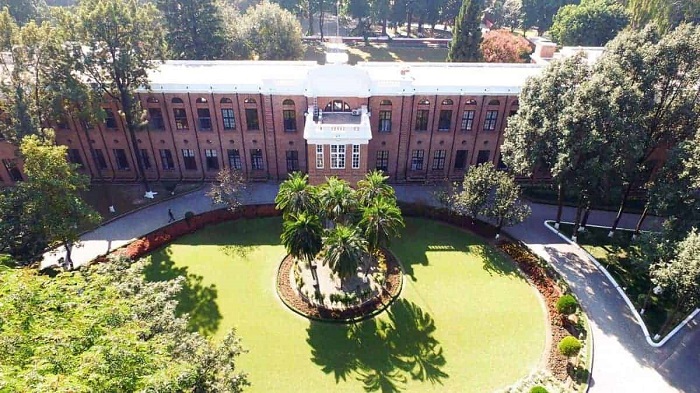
[41,183,699,393]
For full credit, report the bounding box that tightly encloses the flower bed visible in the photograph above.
[276,248,403,323]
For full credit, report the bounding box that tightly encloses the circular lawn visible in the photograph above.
[145,217,546,392]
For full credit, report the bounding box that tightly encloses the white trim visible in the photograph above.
[315,145,324,169]
[543,220,700,348]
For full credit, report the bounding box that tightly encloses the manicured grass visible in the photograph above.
[557,223,677,335]
[146,217,545,392]
[304,43,448,64]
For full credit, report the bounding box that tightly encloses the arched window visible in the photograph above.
[146,96,159,104]
[441,99,454,106]
[220,97,233,104]
[196,97,208,104]
[323,100,351,112]
[418,99,430,106]
[171,97,184,104]
[282,99,295,106]
[465,99,477,106]
[380,99,392,106]
[511,100,519,106]
[488,99,500,105]
[244,98,257,104]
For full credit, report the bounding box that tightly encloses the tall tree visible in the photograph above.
[503,0,522,31]
[318,176,357,225]
[275,171,319,217]
[447,0,485,62]
[66,0,167,193]
[0,0,46,25]
[521,0,579,36]
[0,185,48,264]
[207,168,248,212]
[242,1,304,60]
[0,256,249,392]
[281,211,324,267]
[156,0,230,60]
[356,170,395,208]
[550,0,629,46]
[324,225,368,281]
[487,167,531,237]
[627,0,700,31]
[359,198,405,256]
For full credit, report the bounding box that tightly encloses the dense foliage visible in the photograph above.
[557,336,582,357]
[550,0,629,46]
[555,294,578,315]
[447,0,485,62]
[480,29,532,62]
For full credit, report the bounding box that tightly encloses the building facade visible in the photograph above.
[0,60,545,186]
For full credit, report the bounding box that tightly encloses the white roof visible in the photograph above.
[141,60,546,97]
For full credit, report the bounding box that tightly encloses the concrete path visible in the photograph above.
[40,183,699,393]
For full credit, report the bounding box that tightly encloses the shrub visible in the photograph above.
[184,211,195,221]
[529,387,549,393]
[558,336,582,357]
[556,294,578,315]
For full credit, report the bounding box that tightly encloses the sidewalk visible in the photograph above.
[39,182,699,393]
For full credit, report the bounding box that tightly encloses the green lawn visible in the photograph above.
[304,43,448,64]
[146,217,545,392]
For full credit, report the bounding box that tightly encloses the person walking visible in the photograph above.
[168,208,176,222]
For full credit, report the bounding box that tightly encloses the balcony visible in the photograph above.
[303,105,372,145]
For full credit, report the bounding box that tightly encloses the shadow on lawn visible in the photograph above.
[307,299,448,392]
[143,248,222,336]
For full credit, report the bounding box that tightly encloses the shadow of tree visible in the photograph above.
[219,244,260,259]
[307,299,448,392]
[143,249,222,336]
[471,244,521,278]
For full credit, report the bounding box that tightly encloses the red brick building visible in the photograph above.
[0,60,544,186]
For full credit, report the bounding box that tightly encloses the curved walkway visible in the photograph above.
[41,183,699,393]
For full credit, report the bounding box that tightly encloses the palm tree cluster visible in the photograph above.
[276,171,405,283]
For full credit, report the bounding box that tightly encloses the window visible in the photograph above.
[418,99,430,106]
[250,149,264,170]
[379,110,392,132]
[477,150,491,165]
[113,149,129,170]
[148,108,164,130]
[221,108,236,130]
[196,97,208,104]
[104,109,117,129]
[461,110,475,131]
[410,150,424,171]
[182,149,197,170]
[227,149,242,170]
[352,145,360,169]
[283,110,296,131]
[286,150,299,172]
[198,108,212,131]
[415,109,429,131]
[282,99,295,105]
[244,98,256,104]
[330,144,346,169]
[205,149,219,170]
[380,99,392,106]
[497,154,508,170]
[465,99,477,106]
[438,110,452,131]
[316,145,324,169]
[171,97,184,104]
[376,150,389,172]
[173,108,188,130]
[147,96,159,104]
[324,100,351,112]
[484,110,498,131]
[220,97,232,104]
[2,159,22,181]
[488,99,500,106]
[160,149,175,170]
[454,150,468,170]
[441,99,454,105]
[432,150,446,170]
[93,149,108,170]
[245,108,259,130]
[140,149,151,169]
[67,149,83,167]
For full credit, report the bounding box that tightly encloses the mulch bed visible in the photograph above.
[276,248,403,323]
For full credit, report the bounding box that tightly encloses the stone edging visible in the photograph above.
[275,249,404,323]
[544,220,700,348]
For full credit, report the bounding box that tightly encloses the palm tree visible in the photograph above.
[318,176,357,226]
[280,212,324,267]
[359,198,405,257]
[275,172,318,217]
[324,225,368,282]
[357,170,395,207]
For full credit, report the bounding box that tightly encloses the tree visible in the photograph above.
[442,163,495,220]
[242,1,304,60]
[356,170,395,208]
[503,0,522,31]
[0,0,46,25]
[281,211,324,267]
[521,0,578,36]
[480,29,532,62]
[0,185,48,264]
[359,198,405,257]
[275,171,319,217]
[0,256,249,392]
[485,0,506,28]
[447,0,485,62]
[627,0,700,32]
[156,0,231,60]
[66,0,167,192]
[487,168,531,237]
[207,168,248,212]
[324,225,368,281]
[550,0,629,46]
[318,176,357,225]
[650,229,700,333]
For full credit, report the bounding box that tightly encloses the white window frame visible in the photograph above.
[352,145,360,169]
[316,145,324,169]
[330,144,346,169]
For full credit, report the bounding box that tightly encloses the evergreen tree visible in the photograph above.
[447,0,485,62]
[550,0,629,46]
[157,0,231,60]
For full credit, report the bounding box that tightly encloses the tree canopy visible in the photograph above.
[157,0,232,60]
[521,0,579,36]
[241,1,304,60]
[550,0,629,46]
[447,0,485,62]
[480,29,532,62]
